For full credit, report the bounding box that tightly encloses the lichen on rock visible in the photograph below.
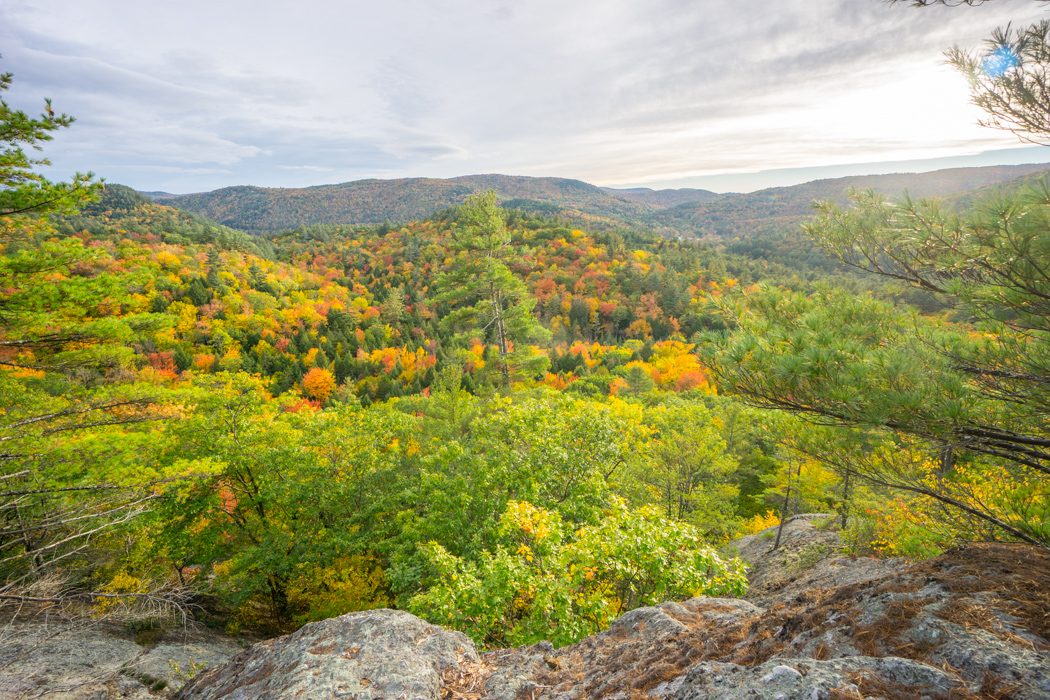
[173,608,478,700]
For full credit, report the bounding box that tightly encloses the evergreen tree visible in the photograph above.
[435,191,550,389]
[703,175,1050,547]
[383,286,406,325]
[186,277,211,306]
[0,63,100,223]
[174,344,193,371]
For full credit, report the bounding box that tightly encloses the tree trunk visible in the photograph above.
[491,286,509,388]
[840,470,852,529]
[773,460,795,551]
[939,445,954,475]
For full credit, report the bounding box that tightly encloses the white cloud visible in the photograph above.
[1,0,1047,192]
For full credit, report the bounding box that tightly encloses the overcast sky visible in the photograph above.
[3,0,1050,193]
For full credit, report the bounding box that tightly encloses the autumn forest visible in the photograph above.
[4,14,1050,652]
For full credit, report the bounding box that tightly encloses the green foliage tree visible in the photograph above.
[700,1,1050,550]
[808,187,1050,470]
[153,376,409,625]
[383,285,406,325]
[624,364,655,394]
[470,393,650,522]
[381,391,653,597]
[946,19,1050,145]
[891,1,1050,147]
[702,276,1049,546]
[436,191,550,388]
[0,239,180,609]
[620,400,740,538]
[708,398,784,519]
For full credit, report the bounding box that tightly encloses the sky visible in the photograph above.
[3,0,1050,194]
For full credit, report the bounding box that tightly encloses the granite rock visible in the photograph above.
[173,608,478,700]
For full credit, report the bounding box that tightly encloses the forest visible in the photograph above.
[2,9,1049,653]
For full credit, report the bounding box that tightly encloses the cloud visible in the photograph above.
[2,0,1046,192]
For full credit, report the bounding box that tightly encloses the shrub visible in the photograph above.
[410,498,747,648]
[741,510,780,536]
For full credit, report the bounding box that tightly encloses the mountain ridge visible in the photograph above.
[141,162,1050,236]
[149,174,655,234]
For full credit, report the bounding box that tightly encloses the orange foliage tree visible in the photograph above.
[303,367,337,403]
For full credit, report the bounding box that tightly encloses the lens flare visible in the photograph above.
[983,46,1019,78]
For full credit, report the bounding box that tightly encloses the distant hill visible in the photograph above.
[142,163,1050,238]
[938,166,1050,212]
[600,187,724,208]
[652,163,1050,237]
[148,175,655,234]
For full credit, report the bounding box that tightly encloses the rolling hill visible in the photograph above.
[148,175,656,234]
[651,163,1050,237]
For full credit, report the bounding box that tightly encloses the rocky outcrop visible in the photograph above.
[670,657,969,700]
[8,518,1050,699]
[730,513,912,607]
[172,609,477,700]
[175,517,1050,700]
[0,618,245,699]
[474,519,1050,699]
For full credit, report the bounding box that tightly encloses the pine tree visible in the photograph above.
[435,191,550,389]
[383,286,406,325]
[0,61,185,614]
[0,64,100,224]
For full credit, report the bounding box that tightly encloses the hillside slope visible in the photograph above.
[601,187,724,208]
[939,165,1050,212]
[653,162,1050,236]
